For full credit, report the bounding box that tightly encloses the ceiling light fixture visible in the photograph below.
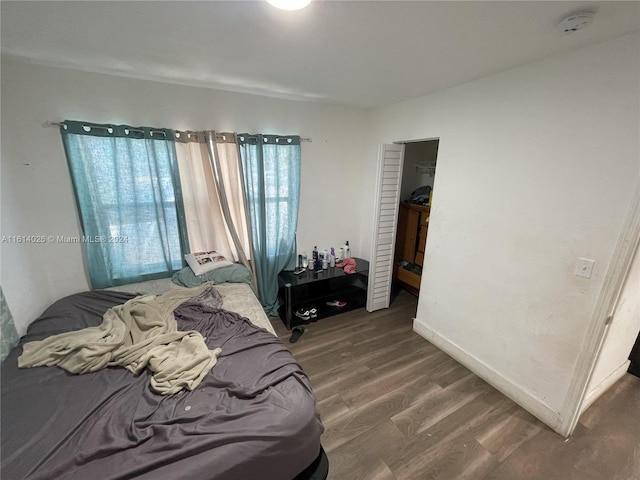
[266,0,311,11]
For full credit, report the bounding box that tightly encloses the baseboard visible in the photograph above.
[580,361,631,415]
[413,320,562,433]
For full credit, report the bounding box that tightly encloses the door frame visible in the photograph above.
[560,178,640,436]
[393,137,440,294]
[367,137,440,312]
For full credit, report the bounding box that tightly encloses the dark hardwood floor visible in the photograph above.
[271,290,640,480]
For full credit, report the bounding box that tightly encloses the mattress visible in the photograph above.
[105,278,276,336]
[1,287,323,480]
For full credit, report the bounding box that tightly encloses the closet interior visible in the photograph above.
[393,139,439,295]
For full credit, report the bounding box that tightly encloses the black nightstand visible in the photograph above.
[277,258,369,330]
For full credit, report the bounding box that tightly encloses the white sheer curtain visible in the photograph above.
[173,132,251,264]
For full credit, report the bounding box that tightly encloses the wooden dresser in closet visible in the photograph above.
[394,202,430,293]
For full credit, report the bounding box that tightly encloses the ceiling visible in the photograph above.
[1,1,638,109]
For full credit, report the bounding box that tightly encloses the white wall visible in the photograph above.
[0,58,369,334]
[365,34,640,433]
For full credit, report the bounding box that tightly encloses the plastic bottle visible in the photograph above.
[330,247,336,267]
[312,246,319,271]
[345,241,351,259]
[302,252,308,268]
[338,247,344,262]
[322,248,329,269]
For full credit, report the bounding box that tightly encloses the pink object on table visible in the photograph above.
[335,258,356,274]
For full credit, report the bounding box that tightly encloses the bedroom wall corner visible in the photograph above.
[367,33,640,435]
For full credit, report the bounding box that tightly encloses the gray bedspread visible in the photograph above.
[1,290,323,480]
[17,284,223,395]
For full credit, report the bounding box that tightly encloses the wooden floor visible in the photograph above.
[271,290,640,480]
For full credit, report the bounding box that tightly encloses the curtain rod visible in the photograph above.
[43,121,312,142]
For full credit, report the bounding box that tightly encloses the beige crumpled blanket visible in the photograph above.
[18,283,222,395]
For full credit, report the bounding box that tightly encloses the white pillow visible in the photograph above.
[185,251,233,276]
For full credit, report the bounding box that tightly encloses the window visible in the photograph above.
[61,122,188,288]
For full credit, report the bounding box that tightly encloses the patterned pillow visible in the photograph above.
[184,251,233,276]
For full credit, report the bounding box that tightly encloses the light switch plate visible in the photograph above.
[575,258,595,279]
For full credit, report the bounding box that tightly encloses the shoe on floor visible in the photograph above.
[290,327,305,343]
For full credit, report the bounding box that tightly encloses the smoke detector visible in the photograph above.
[558,10,596,35]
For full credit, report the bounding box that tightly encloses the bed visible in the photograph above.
[1,278,327,480]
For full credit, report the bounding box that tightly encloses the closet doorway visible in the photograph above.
[366,138,439,313]
[394,139,439,296]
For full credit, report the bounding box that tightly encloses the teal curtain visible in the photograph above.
[238,134,300,315]
[1,287,19,361]
[60,121,189,288]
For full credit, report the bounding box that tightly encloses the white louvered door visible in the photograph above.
[366,143,405,312]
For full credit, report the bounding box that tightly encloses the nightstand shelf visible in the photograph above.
[277,258,369,329]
